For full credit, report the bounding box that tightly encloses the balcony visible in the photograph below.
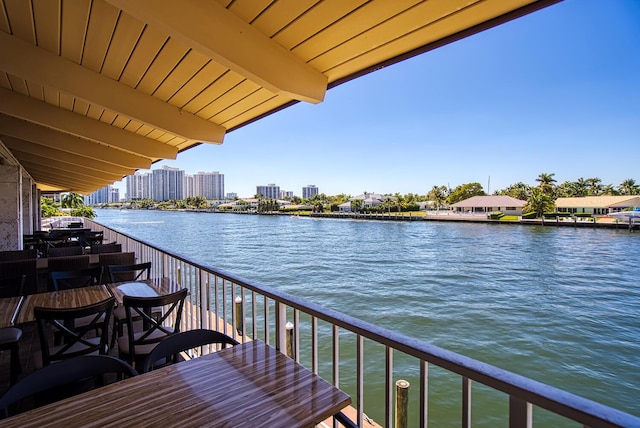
[3,217,635,427]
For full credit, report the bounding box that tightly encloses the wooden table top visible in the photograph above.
[0,296,23,328]
[107,278,175,305]
[14,284,113,325]
[1,340,351,428]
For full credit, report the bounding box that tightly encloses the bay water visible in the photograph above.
[94,208,640,425]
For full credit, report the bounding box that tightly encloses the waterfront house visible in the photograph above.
[555,195,640,216]
[449,195,527,216]
[3,1,639,426]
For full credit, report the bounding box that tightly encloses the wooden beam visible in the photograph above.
[0,114,152,169]
[20,161,113,190]
[0,31,226,143]
[105,0,327,103]
[3,137,136,177]
[0,88,178,160]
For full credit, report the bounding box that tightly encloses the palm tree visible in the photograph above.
[428,185,448,211]
[61,192,85,209]
[524,188,555,218]
[585,177,603,196]
[618,179,640,195]
[535,173,556,196]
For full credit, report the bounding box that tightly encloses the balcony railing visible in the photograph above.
[86,218,639,427]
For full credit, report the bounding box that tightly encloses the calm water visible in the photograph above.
[94,208,640,425]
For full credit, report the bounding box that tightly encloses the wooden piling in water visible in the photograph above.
[395,379,410,428]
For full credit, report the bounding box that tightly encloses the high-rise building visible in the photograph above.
[256,183,280,199]
[152,166,185,201]
[126,172,152,200]
[184,174,195,198]
[193,171,224,199]
[280,190,293,200]
[86,185,119,204]
[302,185,319,199]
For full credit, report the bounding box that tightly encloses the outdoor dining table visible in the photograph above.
[13,284,112,325]
[0,339,352,427]
[0,296,23,328]
[107,277,176,305]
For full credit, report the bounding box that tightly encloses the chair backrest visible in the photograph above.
[90,243,121,254]
[35,297,115,366]
[98,252,135,269]
[0,355,138,418]
[123,288,188,363]
[143,329,239,372]
[0,249,37,262]
[0,275,25,298]
[49,266,103,291]
[46,255,90,273]
[79,231,104,247]
[47,246,84,258]
[107,262,151,283]
[0,259,37,295]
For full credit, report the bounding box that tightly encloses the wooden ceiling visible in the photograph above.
[0,0,560,194]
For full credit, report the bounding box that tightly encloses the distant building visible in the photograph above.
[126,172,152,200]
[256,183,280,199]
[193,171,224,199]
[449,195,526,216]
[280,190,293,200]
[86,185,119,204]
[184,174,195,198]
[226,192,238,199]
[555,196,640,215]
[152,166,184,201]
[302,185,318,199]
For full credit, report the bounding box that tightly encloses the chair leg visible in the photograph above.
[10,342,21,385]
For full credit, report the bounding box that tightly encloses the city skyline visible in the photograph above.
[112,0,639,199]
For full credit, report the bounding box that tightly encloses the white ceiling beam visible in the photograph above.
[0,88,178,160]
[0,114,152,169]
[105,0,327,103]
[0,31,226,143]
[3,137,134,179]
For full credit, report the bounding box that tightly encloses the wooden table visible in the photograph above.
[0,296,23,328]
[1,340,351,427]
[107,278,175,305]
[13,284,113,325]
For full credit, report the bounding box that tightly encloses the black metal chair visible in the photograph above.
[118,289,187,370]
[143,329,239,373]
[0,355,138,418]
[0,275,25,385]
[98,252,135,270]
[34,297,115,367]
[0,249,37,262]
[47,246,84,258]
[0,259,37,296]
[107,262,153,348]
[90,243,122,254]
[49,266,103,291]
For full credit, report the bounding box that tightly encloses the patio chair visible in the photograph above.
[98,252,135,271]
[0,259,37,295]
[0,249,37,262]
[143,329,239,373]
[118,288,187,369]
[47,246,84,258]
[0,355,138,418]
[90,243,121,254]
[34,297,115,367]
[0,275,25,385]
[49,266,103,291]
[46,256,90,291]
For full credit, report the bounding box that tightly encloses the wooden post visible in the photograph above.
[395,379,410,428]
[234,296,243,336]
[285,321,294,359]
[176,265,181,286]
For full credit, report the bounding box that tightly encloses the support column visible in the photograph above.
[22,169,33,235]
[0,160,21,250]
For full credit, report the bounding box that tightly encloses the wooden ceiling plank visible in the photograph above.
[123,119,144,133]
[25,81,44,100]
[199,80,261,121]
[101,11,145,80]
[251,0,319,37]
[59,92,74,110]
[81,0,120,72]
[0,31,226,143]
[154,50,210,102]
[4,0,36,43]
[99,110,118,125]
[182,72,244,116]
[19,165,109,192]
[0,73,10,89]
[105,0,327,103]
[211,88,273,125]
[42,86,59,105]
[0,113,152,169]
[6,74,28,95]
[60,0,91,64]
[32,0,60,54]
[220,92,282,129]
[118,24,167,88]
[226,0,272,23]
[0,0,11,33]
[0,88,178,159]
[110,115,130,129]
[72,98,90,116]
[86,104,104,120]
[168,61,227,108]
[18,160,115,185]
[136,38,189,96]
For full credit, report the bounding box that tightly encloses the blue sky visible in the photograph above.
[115,0,640,198]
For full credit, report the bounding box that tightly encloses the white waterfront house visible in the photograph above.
[449,195,527,216]
[555,195,640,215]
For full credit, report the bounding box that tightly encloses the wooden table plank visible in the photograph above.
[0,296,23,328]
[14,285,113,325]
[107,278,175,305]
[1,340,351,427]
